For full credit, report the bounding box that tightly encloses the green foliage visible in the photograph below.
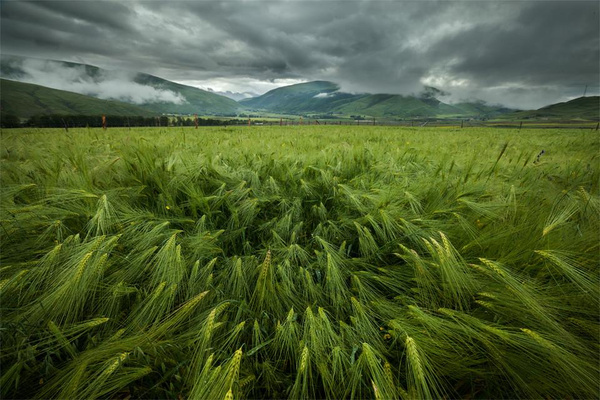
[1,112,21,128]
[1,126,598,399]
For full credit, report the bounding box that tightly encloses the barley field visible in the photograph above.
[1,126,598,399]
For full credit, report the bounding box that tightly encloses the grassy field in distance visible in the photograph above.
[1,126,598,399]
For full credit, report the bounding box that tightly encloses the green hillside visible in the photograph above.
[241,81,513,119]
[499,96,599,121]
[0,79,155,118]
[451,102,515,119]
[239,81,345,112]
[335,94,463,118]
[133,74,242,115]
[1,55,242,116]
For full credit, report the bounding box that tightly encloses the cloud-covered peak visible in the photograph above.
[2,56,186,104]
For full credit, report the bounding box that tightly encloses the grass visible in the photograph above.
[1,125,599,399]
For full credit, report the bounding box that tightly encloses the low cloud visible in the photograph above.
[1,1,598,109]
[12,58,186,104]
[216,90,258,101]
[174,77,306,97]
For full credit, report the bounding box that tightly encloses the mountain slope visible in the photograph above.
[499,96,599,121]
[0,79,155,118]
[452,102,515,119]
[334,94,465,118]
[241,81,513,119]
[132,73,242,115]
[1,55,241,115]
[239,81,343,112]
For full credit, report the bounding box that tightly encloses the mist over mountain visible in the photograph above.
[1,55,185,105]
[0,78,155,118]
[240,81,515,119]
[2,55,597,121]
[1,55,241,115]
[205,88,259,101]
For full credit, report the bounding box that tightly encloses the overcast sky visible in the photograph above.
[1,0,599,108]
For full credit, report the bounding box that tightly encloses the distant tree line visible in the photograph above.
[0,114,248,129]
[24,115,171,128]
[1,113,21,128]
[170,116,247,126]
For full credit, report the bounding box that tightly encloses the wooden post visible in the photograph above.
[102,115,106,130]
[595,122,599,131]
[300,116,303,125]
[280,118,283,126]
[519,121,523,130]
[194,114,198,129]
[248,118,251,126]
[61,117,68,133]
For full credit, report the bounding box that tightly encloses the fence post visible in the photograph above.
[61,118,69,133]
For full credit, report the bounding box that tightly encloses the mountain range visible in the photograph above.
[497,96,600,121]
[1,55,598,122]
[1,55,240,116]
[240,81,514,119]
[0,79,153,118]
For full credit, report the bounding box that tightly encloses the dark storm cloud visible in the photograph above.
[1,0,598,108]
[426,2,599,86]
[32,1,135,33]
